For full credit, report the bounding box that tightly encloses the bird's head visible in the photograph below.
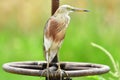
[55,5,89,15]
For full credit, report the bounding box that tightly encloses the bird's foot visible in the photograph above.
[41,68,53,78]
[55,69,69,80]
[55,69,63,80]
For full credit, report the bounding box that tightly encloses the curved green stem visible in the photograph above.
[91,42,118,74]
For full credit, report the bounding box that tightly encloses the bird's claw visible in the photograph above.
[41,68,53,78]
[55,69,63,77]
[55,69,69,80]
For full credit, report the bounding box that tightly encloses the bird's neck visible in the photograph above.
[53,13,70,22]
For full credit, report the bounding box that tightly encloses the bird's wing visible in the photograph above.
[43,17,63,62]
[44,35,60,62]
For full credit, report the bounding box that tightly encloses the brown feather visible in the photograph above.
[45,17,66,43]
[44,14,69,62]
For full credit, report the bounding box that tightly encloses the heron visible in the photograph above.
[43,5,89,79]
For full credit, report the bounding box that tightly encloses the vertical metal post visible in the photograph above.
[46,0,60,80]
[51,0,59,63]
[52,0,59,15]
[46,1,72,80]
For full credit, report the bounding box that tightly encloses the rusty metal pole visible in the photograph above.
[46,0,60,80]
[52,0,59,15]
[47,1,71,80]
[51,0,59,63]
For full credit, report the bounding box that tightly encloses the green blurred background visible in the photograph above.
[0,0,120,80]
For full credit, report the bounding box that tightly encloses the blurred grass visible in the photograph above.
[0,0,120,80]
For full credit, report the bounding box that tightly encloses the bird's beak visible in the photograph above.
[72,8,89,12]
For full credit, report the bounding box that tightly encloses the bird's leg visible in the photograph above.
[41,49,53,79]
[46,53,50,80]
[55,56,69,80]
[56,56,68,80]
[56,62,63,80]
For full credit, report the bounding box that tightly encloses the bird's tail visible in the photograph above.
[46,49,58,63]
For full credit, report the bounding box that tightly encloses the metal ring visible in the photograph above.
[3,61,110,77]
